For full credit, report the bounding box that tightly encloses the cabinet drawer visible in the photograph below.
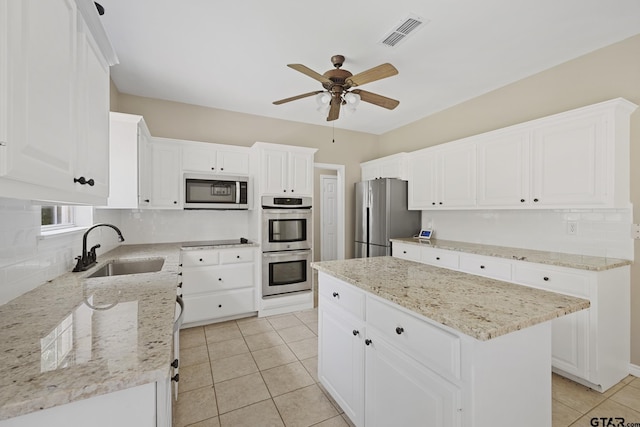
[420,247,460,270]
[318,273,365,320]
[459,254,512,281]
[393,243,421,262]
[182,288,255,324]
[181,249,219,267]
[220,248,254,264]
[182,264,254,295]
[512,264,591,298]
[366,297,461,380]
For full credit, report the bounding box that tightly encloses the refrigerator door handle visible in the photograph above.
[366,206,370,257]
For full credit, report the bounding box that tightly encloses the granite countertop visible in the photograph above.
[180,239,260,250]
[0,243,181,421]
[390,237,631,271]
[312,257,590,341]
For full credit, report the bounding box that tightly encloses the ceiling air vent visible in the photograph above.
[379,14,427,48]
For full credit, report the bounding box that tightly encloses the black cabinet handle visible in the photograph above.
[520,199,525,203]
[179,294,183,298]
[73,176,94,186]
[171,373,179,382]
[178,282,182,288]
[403,250,407,254]
[199,258,203,262]
[543,277,549,281]
[533,198,539,202]
[332,292,339,298]
[432,202,436,205]
[236,255,240,259]
[211,167,215,170]
[178,272,182,276]
[220,167,224,171]
[436,257,440,260]
[144,199,150,203]
[365,339,372,346]
[480,265,485,269]
[218,304,222,308]
[218,278,222,281]
[395,327,404,335]
[171,359,179,369]
[353,330,359,336]
[178,263,182,267]
[291,189,294,192]
[173,201,177,204]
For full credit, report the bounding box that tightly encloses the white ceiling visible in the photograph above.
[99,0,640,135]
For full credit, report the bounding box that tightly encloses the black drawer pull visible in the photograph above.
[353,330,359,336]
[178,282,182,288]
[395,327,404,335]
[365,339,372,346]
[218,277,222,281]
[171,373,179,382]
[403,251,407,254]
[543,277,549,281]
[236,255,240,259]
[332,292,339,298]
[520,199,525,203]
[436,257,440,260]
[171,359,179,369]
[533,198,539,202]
[480,265,485,269]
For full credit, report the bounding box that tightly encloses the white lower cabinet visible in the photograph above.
[392,240,630,392]
[318,271,552,427]
[180,247,256,326]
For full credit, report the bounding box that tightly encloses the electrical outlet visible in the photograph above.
[632,224,640,239]
[567,221,578,235]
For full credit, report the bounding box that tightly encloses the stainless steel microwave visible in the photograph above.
[184,174,250,210]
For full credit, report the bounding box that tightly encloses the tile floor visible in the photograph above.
[174,308,640,427]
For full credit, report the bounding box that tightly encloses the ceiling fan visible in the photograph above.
[273,55,400,122]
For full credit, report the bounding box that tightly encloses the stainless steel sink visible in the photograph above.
[87,258,165,278]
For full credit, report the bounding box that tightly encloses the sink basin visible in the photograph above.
[87,258,165,278]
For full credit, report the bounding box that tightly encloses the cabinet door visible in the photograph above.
[531,114,607,206]
[364,331,461,427]
[261,148,288,194]
[149,142,182,209]
[407,149,437,209]
[438,143,476,208]
[217,150,249,175]
[288,151,313,195]
[138,130,153,208]
[477,131,530,207]
[1,0,77,193]
[74,17,110,202]
[318,305,365,427]
[551,310,589,379]
[182,145,217,172]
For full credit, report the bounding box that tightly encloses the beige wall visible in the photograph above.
[379,33,640,366]
[114,94,379,259]
[111,33,640,365]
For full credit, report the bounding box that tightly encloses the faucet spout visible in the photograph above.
[73,223,125,272]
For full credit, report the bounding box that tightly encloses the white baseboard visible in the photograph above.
[629,363,640,378]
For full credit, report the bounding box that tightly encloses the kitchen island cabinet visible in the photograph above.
[313,257,590,427]
[392,237,631,392]
[0,244,180,426]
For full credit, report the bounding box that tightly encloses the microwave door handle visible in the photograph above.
[236,182,240,204]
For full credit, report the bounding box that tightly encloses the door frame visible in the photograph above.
[315,163,346,260]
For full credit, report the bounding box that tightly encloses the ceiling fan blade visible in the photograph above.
[273,91,323,105]
[287,64,332,84]
[352,89,399,110]
[346,63,398,87]
[327,96,341,121]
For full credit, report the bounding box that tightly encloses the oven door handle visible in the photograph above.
[262,250,311,257]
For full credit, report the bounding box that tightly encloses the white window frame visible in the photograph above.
[39,205,93,238]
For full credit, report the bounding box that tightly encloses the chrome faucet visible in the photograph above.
[73,223,125,272]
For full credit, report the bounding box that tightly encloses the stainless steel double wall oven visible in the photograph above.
[261,196,312,298]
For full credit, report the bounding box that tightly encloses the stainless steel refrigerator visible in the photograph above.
[354,178,421,258]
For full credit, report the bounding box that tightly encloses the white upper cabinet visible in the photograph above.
[146,139,182,209]
[182,142,249,175]
[105,113,150,208]
[360,153,407,181]
[408,142,476,210]
[476,99,636,209]
[255,142,317,196]
[0,0,117,204]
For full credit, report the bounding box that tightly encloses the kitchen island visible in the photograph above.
[312,256,590,427]
[0,244,181,426]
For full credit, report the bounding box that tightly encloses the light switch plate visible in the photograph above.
[632,224,640,239]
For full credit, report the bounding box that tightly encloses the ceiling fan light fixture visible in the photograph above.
[316,92,331,106]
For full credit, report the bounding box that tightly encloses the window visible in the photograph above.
[41,206,75,230]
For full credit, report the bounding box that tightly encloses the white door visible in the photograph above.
[321,175,338,261]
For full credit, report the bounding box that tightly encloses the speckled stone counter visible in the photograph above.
[0,243,181,421]
[312,256,590,341]
[390,237,630,271]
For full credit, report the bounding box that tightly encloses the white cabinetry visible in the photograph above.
[0,0,117,205]
[139,138,182,209]
[180,247,256,326]
[408,142,476,210]
[360,153,407,181]
[105,113,151,208]
[392,240,630,392]
[182,142,249,175]
[254,142,317,196]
